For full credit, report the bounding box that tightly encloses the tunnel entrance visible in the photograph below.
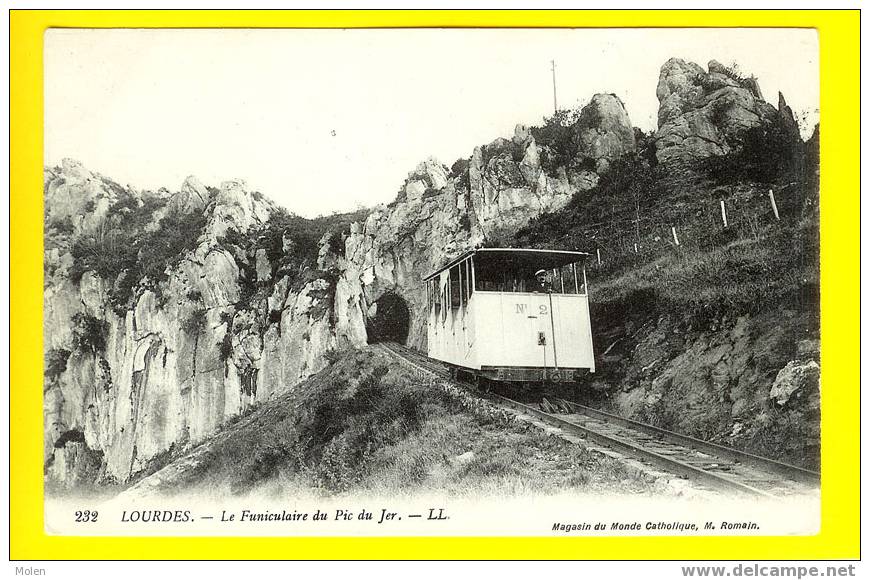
[366,292,411,344]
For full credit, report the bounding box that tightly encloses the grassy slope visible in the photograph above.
[129,348,653,498]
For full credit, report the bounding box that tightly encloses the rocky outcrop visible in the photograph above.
[777,91,803,144]
[168,176,209,214]
[44,158,132,236]
[654,59,781,163]
[467,132,577,236]
[575,93,636,171]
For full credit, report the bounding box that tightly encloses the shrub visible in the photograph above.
[514,151,656,251]
[300,363,431,491]
[574,99,603,131]
[138,208,208,285]
[69,230,136,284]
[709,98,731,126]
[45,348,71,380]
[71,313,108,354]
[450,158,471,193]
[263,207,367,268]
[326,230,346,257]
[530,106,583,173]
[48,216,75,236]
[219,311,234,326]
[322,348,343,365]
[218,331,233,362]
[450,158,469,177]
[704,119,802,185]
[481,139,526,166]
[182,307,208,336]
[234,444,290,491]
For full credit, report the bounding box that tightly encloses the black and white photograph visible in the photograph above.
[41,27,821,536]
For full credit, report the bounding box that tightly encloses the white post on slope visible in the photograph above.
[769,189,780,220]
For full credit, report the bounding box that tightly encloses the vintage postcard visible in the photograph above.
[10,10,860,560]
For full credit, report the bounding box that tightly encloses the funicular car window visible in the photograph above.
[433,278,445,322]
[472,251,586,295]
[465,259,473,298]
[449,264,461,309]
[459,259,469,305]
[473,256,541,293]
[441,276,449,322]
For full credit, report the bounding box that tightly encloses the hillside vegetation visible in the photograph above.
[126,348,654,498]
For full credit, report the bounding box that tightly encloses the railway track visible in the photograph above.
[377,341,819,499]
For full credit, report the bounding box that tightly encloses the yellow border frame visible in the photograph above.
[10,9,860,560]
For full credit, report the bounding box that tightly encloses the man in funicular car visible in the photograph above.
[533,268,553,293]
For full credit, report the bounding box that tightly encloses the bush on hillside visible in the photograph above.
[45,348,72,380]
[71,313,109,354]
[705,120,803,185]
[530,107,583,174]
[182,307,208,336]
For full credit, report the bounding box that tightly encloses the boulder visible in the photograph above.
[769,360,820,406]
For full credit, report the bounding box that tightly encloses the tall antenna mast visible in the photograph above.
[551,59,558,113]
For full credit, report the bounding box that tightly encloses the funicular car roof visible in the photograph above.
[423,248,590,281]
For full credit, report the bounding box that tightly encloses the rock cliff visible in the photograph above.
[44,162,341,485]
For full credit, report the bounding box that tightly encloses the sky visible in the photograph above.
[45,28,819,217]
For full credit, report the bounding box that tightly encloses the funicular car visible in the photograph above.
[424,248,595,383]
